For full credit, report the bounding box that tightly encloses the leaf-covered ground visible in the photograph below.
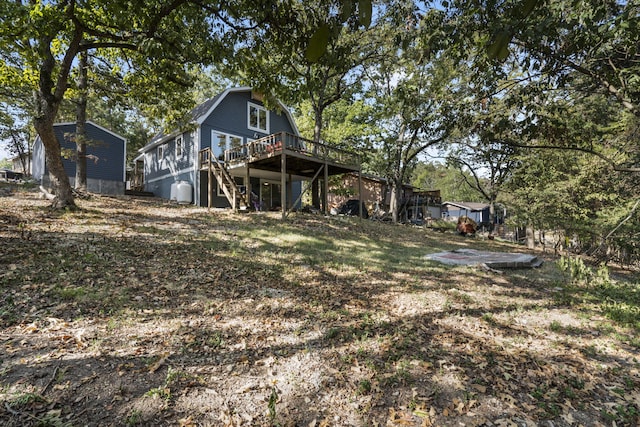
[0,185,638,426]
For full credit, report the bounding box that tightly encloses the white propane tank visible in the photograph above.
[170,182,178,201]
[176,181,192,204]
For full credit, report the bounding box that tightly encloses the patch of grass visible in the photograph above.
[448,289,474,305]
[126,409,143,426]
[601,404,640,425]
[549,320,563,332]
[555,258,640,330]
[132,225,171,235]
[581,344,599,358]
[56,286,87,301]
[166,367,204,387]
[482,312,495,324]
[394,360,412,384]
[206,331,224,349]
[145,386,171,400]
[356,379,372,395]
[325,327,341,341]
[0,299,19,325]
[628,335,640,349]
[8,392,46,408]
[268,386,280,427]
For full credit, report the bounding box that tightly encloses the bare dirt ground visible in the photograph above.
[0,185,638,426]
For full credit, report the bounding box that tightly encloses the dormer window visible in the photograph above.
[248,102,269,134]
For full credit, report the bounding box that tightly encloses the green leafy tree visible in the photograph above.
[447,93,522,234]
[0,1,242,208]
[294,98,375,152]
[0,109,33,176]
[411,162,484,202]
[232,0,383,207]
[506,91,640,260]
[364,3,465,222]
[234,0,381,141]
[449,0,640,124]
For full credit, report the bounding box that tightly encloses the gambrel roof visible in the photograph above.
[142,87,298,151]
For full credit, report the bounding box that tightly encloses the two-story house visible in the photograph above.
[137,87,362,217]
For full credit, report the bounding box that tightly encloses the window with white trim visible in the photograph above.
[248,102,269,133]
[157,144,165,163]
[175,136,183,158]
[211,131,243,160]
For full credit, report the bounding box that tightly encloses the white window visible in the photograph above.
[175,136,183,158]
[248,102,269,133]
[211,131,243,159]
[157,144,165,163]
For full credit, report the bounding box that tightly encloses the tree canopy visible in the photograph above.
[0,0,637,262]
[0,0,255,207]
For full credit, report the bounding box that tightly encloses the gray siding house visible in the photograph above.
[138,87,303,209]
[441,201,506,227]
[32,121,126,195]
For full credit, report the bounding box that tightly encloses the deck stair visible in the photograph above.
[199,148,248,210]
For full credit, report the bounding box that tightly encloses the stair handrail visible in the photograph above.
[200,147,248,210]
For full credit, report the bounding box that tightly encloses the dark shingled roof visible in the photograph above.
[146,92,225,146]
[189,92,224,122]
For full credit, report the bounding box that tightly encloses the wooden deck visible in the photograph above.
[222,132,360,176]
[199,132,363,218]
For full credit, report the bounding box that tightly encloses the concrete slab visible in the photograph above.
[425,248,543,269]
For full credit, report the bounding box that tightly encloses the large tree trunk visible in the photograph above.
[488,198,496,235]
[34,117,76,209]
[75,50,88,191]
[389,123,406,223]
[31,24,82,209]
[390,177,402,223]
[526,223,535,249]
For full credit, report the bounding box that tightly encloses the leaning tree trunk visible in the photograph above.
[31,19,82,209]
[34,116,76,209]
[75,50,88,191]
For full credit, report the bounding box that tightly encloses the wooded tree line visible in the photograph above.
[1,0,638,263]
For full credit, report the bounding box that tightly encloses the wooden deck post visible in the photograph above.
[245,164,251,210]
[207,153,212,210]
[358,169,363,219]
[323,158,329,214]
[281,148,287,220]
[232,185,236,211]
[287,173,293,210]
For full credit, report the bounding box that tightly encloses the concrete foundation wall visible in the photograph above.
[41,176,125,196]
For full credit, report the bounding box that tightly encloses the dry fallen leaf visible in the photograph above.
[149,352,170,373]
[471,384,487,393]
[179,415,195,427]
